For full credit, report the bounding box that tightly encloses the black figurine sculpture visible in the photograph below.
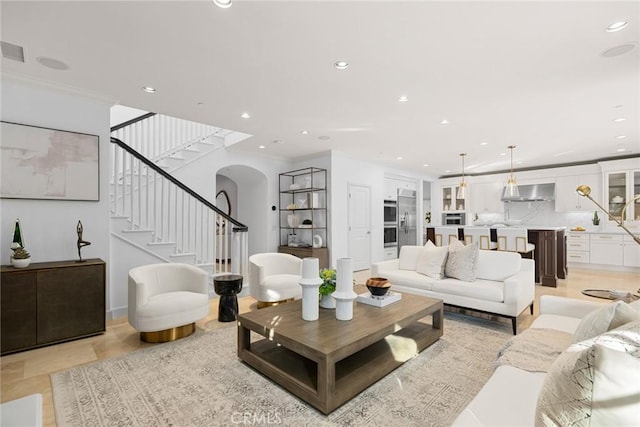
[77,220,91,262]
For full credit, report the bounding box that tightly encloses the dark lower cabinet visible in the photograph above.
[1,258,106,355]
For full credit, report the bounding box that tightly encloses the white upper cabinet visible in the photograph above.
[555,173,601,212]
[384,178,416,201]
[603,169,640,223]
[470,181,504,213]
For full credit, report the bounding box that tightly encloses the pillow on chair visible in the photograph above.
[572,301,640,343]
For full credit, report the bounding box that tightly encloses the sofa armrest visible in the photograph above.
[539,295,605,319]
[502,258,535,311]
[371,259,399,276]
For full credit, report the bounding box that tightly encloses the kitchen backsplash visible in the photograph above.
[475,201,603,231]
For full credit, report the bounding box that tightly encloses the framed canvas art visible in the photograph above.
[1,121,99,201]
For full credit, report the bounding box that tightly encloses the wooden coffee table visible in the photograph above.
[237,287,443,414]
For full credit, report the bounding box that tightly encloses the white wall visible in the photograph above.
[0,78,112,306]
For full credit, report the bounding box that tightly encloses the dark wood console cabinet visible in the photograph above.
[1,258,106,355]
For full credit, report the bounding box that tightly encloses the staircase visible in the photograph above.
[109,113,249,293]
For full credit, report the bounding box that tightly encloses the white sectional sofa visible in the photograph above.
[453,295,640,426]
[372,245,535,334]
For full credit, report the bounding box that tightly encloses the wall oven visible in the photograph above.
[443,213,466,225]
[383,225,398,247]
[384,200,397,225]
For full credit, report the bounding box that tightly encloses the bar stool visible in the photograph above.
[496,227,535,258]
[434,226,459,246]
[463,226,497,250]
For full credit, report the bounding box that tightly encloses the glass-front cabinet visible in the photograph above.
[442,185,465,212]
[603,169,639,223]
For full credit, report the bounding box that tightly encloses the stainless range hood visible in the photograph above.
[501,183,555,202]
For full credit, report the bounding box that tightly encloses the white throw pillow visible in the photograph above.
[628,299,640,313]
[572,301,640,343]
[536,320,640,427]
[398,246,422,271]
[416,241,449,280]
[444,239,479,282]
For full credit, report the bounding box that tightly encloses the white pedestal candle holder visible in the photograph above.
[332,258,357,321]
[299,257,322,321]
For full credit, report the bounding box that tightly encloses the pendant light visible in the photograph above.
[456,153,467,199]
[505,145,520,198]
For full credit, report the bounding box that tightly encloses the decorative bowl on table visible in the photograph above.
[366,277,391,296]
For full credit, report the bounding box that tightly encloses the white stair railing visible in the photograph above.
[110,135,248,279]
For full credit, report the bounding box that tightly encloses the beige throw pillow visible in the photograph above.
[416,241,449,280]
[536,320,640,427]
[444,239,479,282]
[572,301,640,343]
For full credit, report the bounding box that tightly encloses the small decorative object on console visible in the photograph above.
[76,220,91,262]
[11,247,31,268]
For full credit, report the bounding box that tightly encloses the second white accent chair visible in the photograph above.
[434,226,460,246]
[463,226,498,250]
[248,252,303,308]
[496,227,535,258]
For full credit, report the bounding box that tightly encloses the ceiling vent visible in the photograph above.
[601,43,636,58]
[1,41,25,62]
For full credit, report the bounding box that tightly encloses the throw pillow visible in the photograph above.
[628,299,640,313]
[535,320,640,427]
[416,241,449,279]
[444,239,479,282]
[398,246,422,271]
[572,301,640,343]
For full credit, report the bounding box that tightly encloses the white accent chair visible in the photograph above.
[128,263,210,342]
[463,226,498,250]
[434,226,459,246]
[497,227,535,258]
[248,253,303,308]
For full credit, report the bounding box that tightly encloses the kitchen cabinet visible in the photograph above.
[384,178,416,201]
[622,236,640,267]
[590,234,624,266]
[566,232,590,264]
[1,259,106,355]
[470,181,504,213]
[383,247,397,260]
[442,185,465,212]
[278,167,328,267]
[555,174,601,212]
[603,169,640,223]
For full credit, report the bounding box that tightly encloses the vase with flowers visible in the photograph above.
[319,268,336,309]
[11,246,31,268]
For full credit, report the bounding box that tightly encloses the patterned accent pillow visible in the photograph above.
[416,240,449,279]
[572,301,640,343]
[535,320,640,427]
[444,239,479,282]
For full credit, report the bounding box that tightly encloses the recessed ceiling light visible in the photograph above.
[615,105,624,108]
[36,56,69,70]
[499,152,506,156]
[601,43,636,58]
[212,0,232,8]
[423,164,429,167]
[616,135,627,139]
[479,142,488,146]
[241,112,251,119]
[258,145,265,149]
[606,21,628,32]
[613,117,627,122]
[318,135,330,141]
[439,119,449,125]
[300,130,309,135]
[334,61,349,70]
[272,140,284,144]
[396,156,403,160]
[516,161,523,165]
[397,95,409,103]
[444,170,451,173]
[142,86,156,93]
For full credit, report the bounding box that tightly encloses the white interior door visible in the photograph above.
[348,184,371,271]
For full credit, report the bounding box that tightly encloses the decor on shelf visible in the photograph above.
[11,246,31,268]
[425,211,431,224]
[592,211,600,226]
[366,277,391,296]
[287,213,300,230]
[11,218,23,250]
[576,185,640,245]
[332,258,357,320]
[456,153,467,200]
[504,145,520,198]
[319,268,336,309]
[76,220,91,262]
[1,121,99,201]
[312,234,323,248]
[299,258,322,321]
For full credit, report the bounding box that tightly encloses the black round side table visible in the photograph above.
[214,274,243,322]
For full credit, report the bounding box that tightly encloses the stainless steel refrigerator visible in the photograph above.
[397,189,417,255]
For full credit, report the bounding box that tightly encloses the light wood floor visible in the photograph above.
[1,266,638,427]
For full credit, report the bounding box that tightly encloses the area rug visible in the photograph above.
[51,313,511,427]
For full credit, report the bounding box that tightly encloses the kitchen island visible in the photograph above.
[425,226,566,287]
